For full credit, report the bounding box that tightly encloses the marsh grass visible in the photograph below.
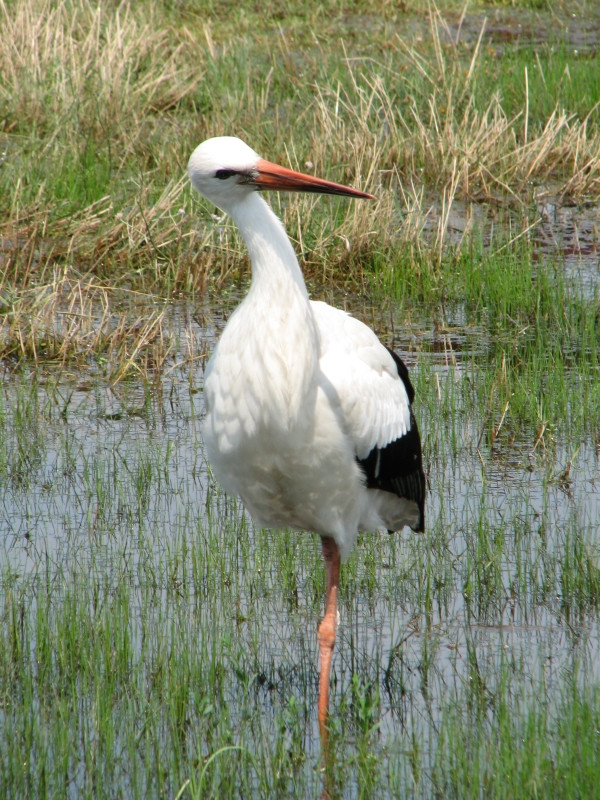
[1,0,598,442]
[1,320,599,798]
[2,1,600,311]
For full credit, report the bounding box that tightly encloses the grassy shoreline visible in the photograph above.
[0,1,597,435]
[2,0,600,296]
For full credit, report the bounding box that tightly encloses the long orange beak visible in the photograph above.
[254,158,374,200]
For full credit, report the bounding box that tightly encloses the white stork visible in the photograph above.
[188,136,425,741]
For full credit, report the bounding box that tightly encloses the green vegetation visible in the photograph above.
[0,360,598,798]
[1,0,599,798]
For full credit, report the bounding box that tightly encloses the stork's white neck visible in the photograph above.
[227,192,308,298]
[220,190,319,428]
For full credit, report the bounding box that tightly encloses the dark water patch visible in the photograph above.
[417,193,600,297]
[536,199,600,292]
[443,7,600,55]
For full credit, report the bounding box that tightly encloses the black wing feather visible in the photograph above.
[356,347,425,532]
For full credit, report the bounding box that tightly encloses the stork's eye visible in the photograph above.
[215,169,237,180]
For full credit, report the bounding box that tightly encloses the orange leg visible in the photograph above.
[317,536,340,746]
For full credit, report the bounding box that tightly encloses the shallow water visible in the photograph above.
[1,291,598,754]
[443,5,600,54]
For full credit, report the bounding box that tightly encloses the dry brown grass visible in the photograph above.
[0,0,202,134]
[0,272,180,382]
[1,0,599,376]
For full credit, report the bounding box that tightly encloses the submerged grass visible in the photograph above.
[1,500,599,799]
[0,326,599,797]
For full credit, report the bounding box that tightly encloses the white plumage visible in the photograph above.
[188,136,424,741]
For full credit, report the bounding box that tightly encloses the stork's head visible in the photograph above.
[187,136,374,212]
